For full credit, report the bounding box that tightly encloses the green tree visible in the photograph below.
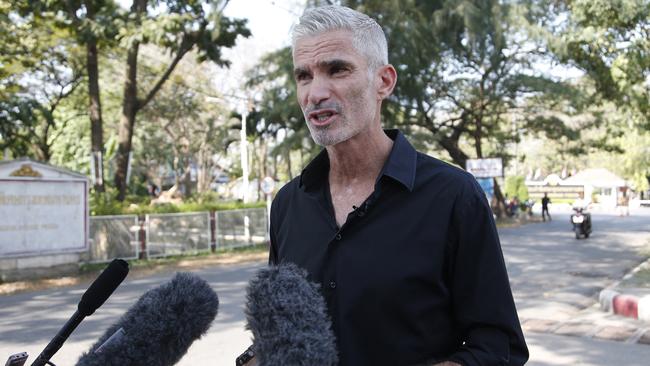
[246,47,319,180]
[504,175,529,201]
[327,0,588,215]
[550,0,649,129]
[0,4,85,161]
[14,0,123,192]
[112,0,250,200]
[137,59,235,196]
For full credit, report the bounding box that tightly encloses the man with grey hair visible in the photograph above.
[265,5,528,366]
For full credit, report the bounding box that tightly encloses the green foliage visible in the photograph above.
[552,0,650,129]
[504,175,529,201]
[0,98,43,155]
[0,2,85,160]
[246,47,309,145]
[116,1,251,66]
[90,188,264,216]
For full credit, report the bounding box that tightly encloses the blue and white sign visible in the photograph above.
[476,178,495,203]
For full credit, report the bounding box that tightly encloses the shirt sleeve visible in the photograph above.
[446,177,529,366]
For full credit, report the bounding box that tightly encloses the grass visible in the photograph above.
[620,267,650,288]
[79,243,269,274]
[618,239,650,288]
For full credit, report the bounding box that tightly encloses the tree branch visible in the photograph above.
[137,37,193,111]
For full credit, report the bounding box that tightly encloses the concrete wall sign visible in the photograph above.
[0,158,88,257]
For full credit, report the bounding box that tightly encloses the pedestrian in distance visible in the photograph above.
[617,188,630,217]
[542,192,551,221]
[253,5,528,366]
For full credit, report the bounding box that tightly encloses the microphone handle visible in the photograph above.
[31,310,85,366]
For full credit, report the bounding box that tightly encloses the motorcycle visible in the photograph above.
[570,207,592,239]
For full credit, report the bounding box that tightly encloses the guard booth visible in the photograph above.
[0,158,88,281]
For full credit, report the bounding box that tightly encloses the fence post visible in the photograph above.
[138,214,147,260]
[210,210,216,253]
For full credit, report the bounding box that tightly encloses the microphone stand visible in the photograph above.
[30,310,86,366]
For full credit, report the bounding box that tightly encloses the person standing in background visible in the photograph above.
[541,192,551,221]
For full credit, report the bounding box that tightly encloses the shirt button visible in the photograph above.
[329,281,337,289]
[335,233,342,241]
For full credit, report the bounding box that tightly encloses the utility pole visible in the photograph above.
[240,99,251,203]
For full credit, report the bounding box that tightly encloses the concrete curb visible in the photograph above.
[599,289,650,321]
[598,257,650,321]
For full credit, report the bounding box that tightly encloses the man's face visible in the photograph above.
[293,30,378,146]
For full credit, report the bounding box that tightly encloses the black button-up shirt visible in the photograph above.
[269,130,528,366]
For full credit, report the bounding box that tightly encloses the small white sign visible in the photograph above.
[466,158,503,178]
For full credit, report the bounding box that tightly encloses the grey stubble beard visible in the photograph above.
[303,103,348,147]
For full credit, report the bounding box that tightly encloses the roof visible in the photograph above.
[561,168,627,187]
[0,157,87,180]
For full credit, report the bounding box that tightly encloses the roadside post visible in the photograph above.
[261,176,276,242]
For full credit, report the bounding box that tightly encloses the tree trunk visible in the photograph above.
[492,179,507,218]
[197,149,210,193]
[34,120,51,162]
[285,148,292,180]
[474,116,483,158]
[87,36,104,192]
[183,157,193,197]
[115,41,140,201]
[257,139,267,200]
[438,136,469,169]
[272,154,278,180]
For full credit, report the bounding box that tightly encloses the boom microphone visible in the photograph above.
[244,263,338,366]
[75,272,219,366]
[31,258,129,366]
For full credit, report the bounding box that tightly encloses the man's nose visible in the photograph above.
[307,76,331,106]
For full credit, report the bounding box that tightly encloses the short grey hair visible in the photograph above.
[291,5,388,70]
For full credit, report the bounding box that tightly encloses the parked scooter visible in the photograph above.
[570,207,592,239]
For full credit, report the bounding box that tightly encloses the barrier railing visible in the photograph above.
[88,215,140,263]
[216,208,268,250]
[88,207,267,263]
[146,211,211,258]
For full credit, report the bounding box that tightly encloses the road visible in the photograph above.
[504,205,650,365]
[1,206,649,365]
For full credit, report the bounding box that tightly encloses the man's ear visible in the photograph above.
[376,64,397,101]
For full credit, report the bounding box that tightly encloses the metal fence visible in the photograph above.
[146,211,212,258]
[87,208,268,263]
[88,215,140,263]
[216,208,269,249]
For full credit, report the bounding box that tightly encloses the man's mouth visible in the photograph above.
[308,109,337,126]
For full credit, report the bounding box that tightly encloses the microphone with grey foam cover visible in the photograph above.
[245,263,338,366]
[75,272,218,366]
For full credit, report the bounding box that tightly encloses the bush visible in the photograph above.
[90,189,264,216]
[504,175,529,202]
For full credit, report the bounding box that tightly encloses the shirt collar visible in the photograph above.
[299,129,417,192]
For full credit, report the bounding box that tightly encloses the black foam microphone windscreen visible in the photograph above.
[78,259,129,316]
[30,259,130,366]
[75,272,219,366]
[245,263,338,366]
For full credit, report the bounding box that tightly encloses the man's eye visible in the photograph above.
[296,73,311,81]
[330,66,347,75]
